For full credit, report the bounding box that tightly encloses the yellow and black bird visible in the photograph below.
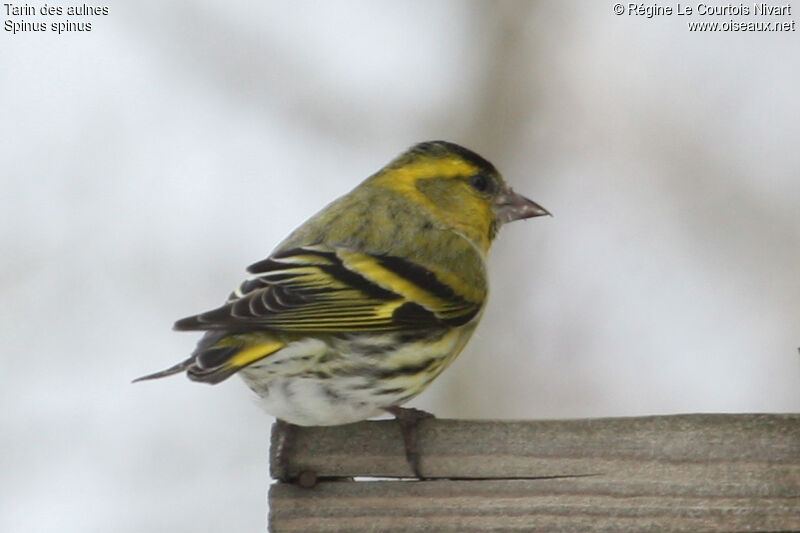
[136,141,549,479]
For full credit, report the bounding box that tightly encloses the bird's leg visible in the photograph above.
[272,419,319,488]
[385,406,434,479]
[272,418,296,482]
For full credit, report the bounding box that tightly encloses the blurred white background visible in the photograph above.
[2,1,798,531]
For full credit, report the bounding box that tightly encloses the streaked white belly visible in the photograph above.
[238,326,476,426]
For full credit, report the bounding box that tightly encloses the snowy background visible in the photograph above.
[2,1,798,531]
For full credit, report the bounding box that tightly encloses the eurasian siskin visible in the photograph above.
[136,140,549,478]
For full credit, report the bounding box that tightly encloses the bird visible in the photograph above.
[135,140,549,482]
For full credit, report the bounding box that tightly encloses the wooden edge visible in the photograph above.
[269,478,800,532]
[269,413,800,480]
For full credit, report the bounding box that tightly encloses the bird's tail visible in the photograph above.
[133,334,284,385]
[132,358,194,382]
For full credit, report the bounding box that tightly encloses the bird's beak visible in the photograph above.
[493,185,551,224]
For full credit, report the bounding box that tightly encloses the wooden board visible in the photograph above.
[268,414,800,532]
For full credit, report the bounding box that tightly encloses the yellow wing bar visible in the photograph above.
[174,246,482,333]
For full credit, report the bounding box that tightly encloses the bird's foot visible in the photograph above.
[385,406,435,479]
[272,419,319,488]
[272,419,296,482]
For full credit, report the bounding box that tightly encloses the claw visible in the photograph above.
[385,406,435,479]
[271,419,296,482]
[272,420,319,487]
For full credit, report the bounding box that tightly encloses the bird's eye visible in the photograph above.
[470,174,490,193]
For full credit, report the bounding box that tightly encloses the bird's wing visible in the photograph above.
[173,245,482,332]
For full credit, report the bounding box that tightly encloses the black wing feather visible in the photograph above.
[174,245,481,333]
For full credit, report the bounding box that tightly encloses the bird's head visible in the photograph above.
[369,141,550,252]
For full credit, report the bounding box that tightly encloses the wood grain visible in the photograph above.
[268,414,800,532]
